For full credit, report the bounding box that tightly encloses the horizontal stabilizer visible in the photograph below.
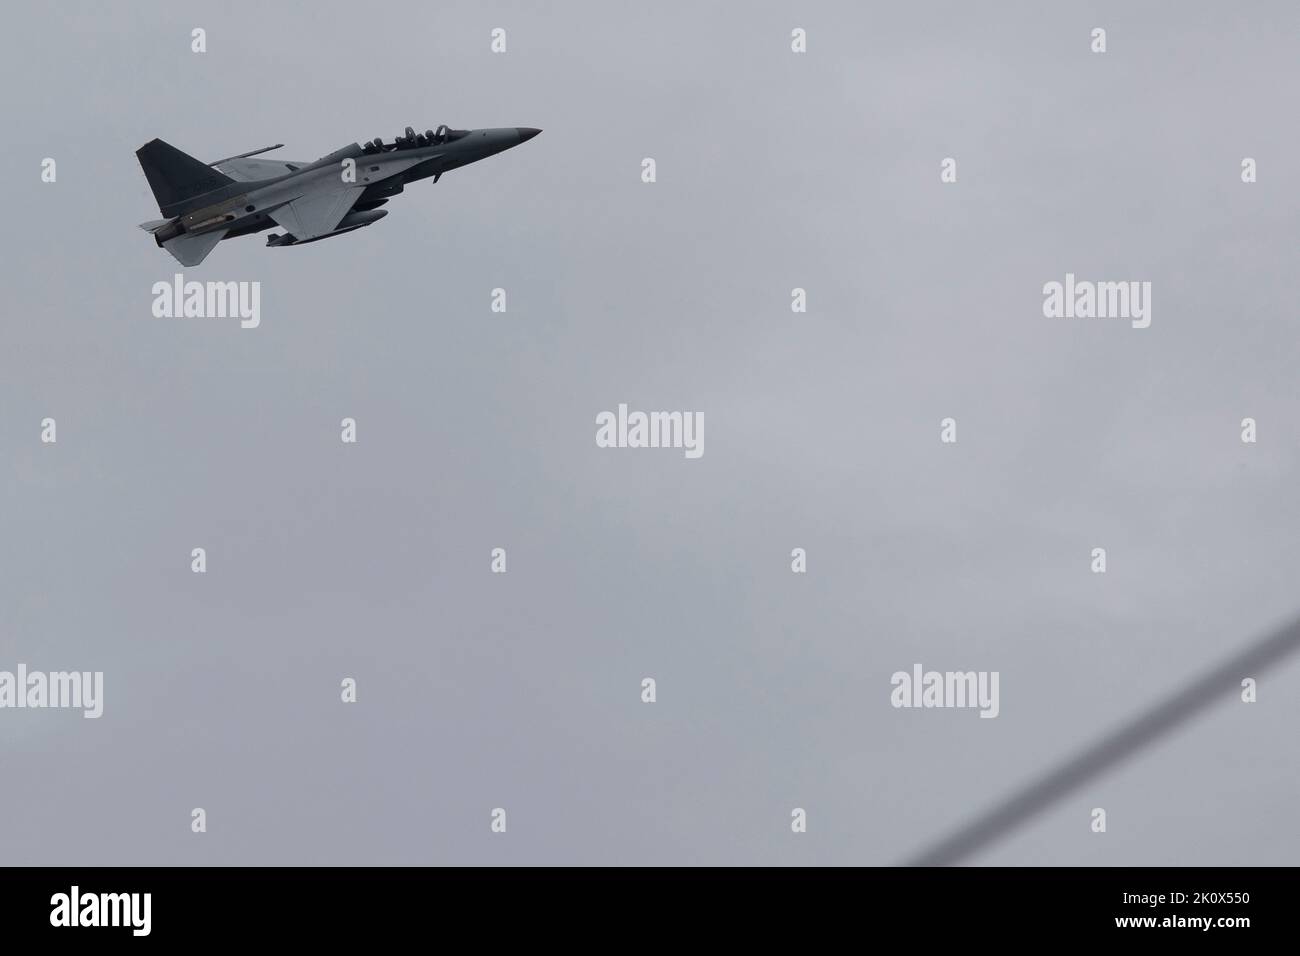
[214,155,307,182]
[137,219,170,233]
[161,229,228,267]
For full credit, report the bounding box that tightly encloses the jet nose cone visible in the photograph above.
[516,127,542,143]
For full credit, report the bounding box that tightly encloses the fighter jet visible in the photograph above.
[136,125,541,266]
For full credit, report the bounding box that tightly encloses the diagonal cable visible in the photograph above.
[903,615,1300,866]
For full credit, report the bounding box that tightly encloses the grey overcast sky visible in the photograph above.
[1,0,1298,865]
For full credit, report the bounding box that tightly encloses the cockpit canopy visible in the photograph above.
[361,125,469,154]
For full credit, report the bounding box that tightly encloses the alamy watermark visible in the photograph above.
[595,403,704,459]
[890,664,999,718]
[0,664,103,718]
[152,274,261,329]
[1043,272,1151,329]
[50,886,150,936]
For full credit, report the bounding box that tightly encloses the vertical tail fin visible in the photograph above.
[135,139,234,216]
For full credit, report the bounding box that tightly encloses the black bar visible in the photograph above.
[0,867,1286,942]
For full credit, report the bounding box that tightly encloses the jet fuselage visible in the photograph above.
[143,127,540,257]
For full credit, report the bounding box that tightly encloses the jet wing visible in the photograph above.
[268,185,365,241]
[214,156,308,182]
